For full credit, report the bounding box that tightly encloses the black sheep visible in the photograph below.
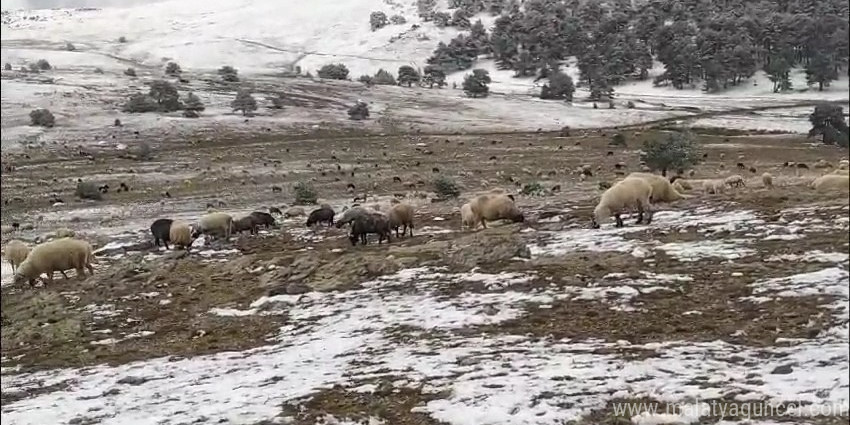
[249,211,276,228]
[150,218,174,249]
[348,213,392,245]
[232,216,258,235]
[306,207,335,227]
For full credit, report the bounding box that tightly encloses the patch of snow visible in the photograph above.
[657,240,754,262]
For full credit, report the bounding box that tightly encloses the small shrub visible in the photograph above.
[164,61,181,76]
[559,126,571,137]
[65,42,76,51]
[118,36,127,43]
[293,182,318,205]
[3,63,11,71]
[114,118,122,126]
[610,133,627,147]
[317,63,349,80]
[75,182,102,200]
[432,11,451,27]
[93,67,104,74]
[370,11,389,31]
[626,100,636,109]
[183,92,205,114]
[36,59,51,70]
[231,89,257,116]
[433,176,460,199]
[521,182,545,196]
[124,67,137,77]
[28,63,40,73]
[359,74,374,86]
[122,93,159,113]
[182,109,200,118]
[373,68,396,85]
[29,109,55,127]
[137,142,153,160]
[348,101,370,120]
[218,65,239,82]
[390,14,407,25]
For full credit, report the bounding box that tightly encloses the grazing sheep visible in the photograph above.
[269,206,282,215]
[736,163,746,170]
[838,159,849,170]
[674,179,693,190]
[169,220,193,249]
[469,194,525,229]
[460,203,477,231]
[150,218,174,249]
[748,166,757,174]
[814,159,832,169]
[811,174,850,193]
[306,206,335,227]
[232,215,258,235]
[349,212,392,245]
[672,180,686,193]
[195,212,233,239]
[719,153,726,159]
[831,169,849,176]
[14,237,94,287]
[591,177,653,229]
[55,228,76,238]
[335,206,370,228]
[724,174,746,188]
[762,172,774,188]
[387,203,415,237]
[627,172,689,203]
[249,211,276,228]
[272,185,283,193]
[702,179,725,195]
[796,163,809,169]
[4,240,30,274]
[284,207,306,218]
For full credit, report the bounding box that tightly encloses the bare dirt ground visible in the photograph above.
[1,129,849,424]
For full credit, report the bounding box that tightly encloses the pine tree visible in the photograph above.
[183,92,205,113]
[805,53,838,91]
[809,104,849,146]
[231,89,258,116]
[539,71,575,101]
[165,61,181,76]
[462,69,491,98]
[373,68,396,85]
[423,66,446,88]
[370,11,389,31]
[218,66,239,82]
[397,66,420,87]
[764,55,793,93]
[148,80,182,112]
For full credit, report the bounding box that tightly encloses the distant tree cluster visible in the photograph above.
[425,0,849,97]
[317,63,349,80]
[123,80,207,116]
[809,104,849,147]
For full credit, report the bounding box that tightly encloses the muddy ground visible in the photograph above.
[1,129,849,424]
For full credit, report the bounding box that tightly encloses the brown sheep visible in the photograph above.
[469,194,524,229]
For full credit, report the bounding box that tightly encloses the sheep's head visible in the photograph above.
[13,260,35,286]
[348,234,359,246]
[511,211,525,223]
[591,204,608,229]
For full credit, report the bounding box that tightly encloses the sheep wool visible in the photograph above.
[55,228,76,238]
[460,203,477,230]
[592,177,653,228]
[169,220,193,249]
[702,179,725,195]
[469,194,524,229]
[387,203,415,237]
[627,172,689,203]
[761,172,774,188]
[831,169,849,176]
[198,212,233,239]
[724,174,746,188]
[4,240,30,274]
[811,174,850,193]
[14,237,94,286]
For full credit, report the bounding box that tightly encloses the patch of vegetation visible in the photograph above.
[809,104,849,147]
[370,11,389,31]
[640,131,701,176]
[348,101,369,120]
[521,181,545,196]
[29,109,55,127]
[293,182,318,205]
[317,63,349,80]
[540,70,575,101]
[164,61,181,76]
[433,176,461,199]
[123,80,182,113]
[124,67,136,77]
[462,68,491,98]
[231,89,258,116]
[609,133,627,147]
[372,68,396,85]
[75,181,103,200]
[35,59,51,70]
[182,92,205,117]
[397,65,420,87]
[218,65,239,82]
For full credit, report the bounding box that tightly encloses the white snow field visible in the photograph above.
[1,0,848,149]
[2,201,848,425]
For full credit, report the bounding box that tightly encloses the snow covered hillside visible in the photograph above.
[1,0,848,147]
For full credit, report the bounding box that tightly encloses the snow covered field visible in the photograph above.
[1,0,848,149]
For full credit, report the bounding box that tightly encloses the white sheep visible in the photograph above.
[831,169,849,176]
[55,227,76,238]
[839,159,849,170]
[387,203,415,237]
[627,172,689,203]
[811,174,849,193]
[14,237,94,287]
[592,177,653,228]
[284,207,306,218]
[762,172,774,188]
[468,194,525,229]
[702,179,725,195]
[724,174,746,188]
[196,212,233,239]
[169,220,193,249]
[460,203,477,231]
[3,240,30,274]
[672,180,686,193]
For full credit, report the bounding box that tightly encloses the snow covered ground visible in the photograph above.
[2,202,848,425]
[1,0,848,149]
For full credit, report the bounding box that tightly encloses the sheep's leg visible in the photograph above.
[614,214,624,228]
[395,226,400,238]
[60,270,69,280]
[480,219,487,229]
[163,240,169,250]
[408,223,413,237]
[86,262,95,275]
[635,209,644,225]
[46,271,55,285]
[76,267,86,280]
[154,238,161,247]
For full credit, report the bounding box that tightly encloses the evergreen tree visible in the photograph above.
[183,92,205,114]
[809,104,849,146]
[373,68,396,85]
[397,66,420,87]
[764,55,793,92]
[317,63,350,80]
[539,71,575,101]
[462,69,491,98]
[805,53,838,91]
[423,66,446,88]
[148,80,182,112]
[218,66,239,82]
[641,131,701,176]
[370,11,389,31]
[231,89,258,116]
[165,61,181,76]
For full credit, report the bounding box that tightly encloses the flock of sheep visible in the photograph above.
[3,156,849,289]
